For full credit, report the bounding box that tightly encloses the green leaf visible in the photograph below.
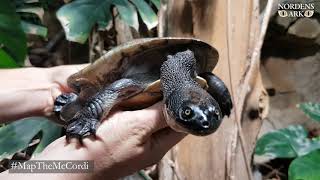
[0,49,18,68]
[112,0,139,30]
[298,103,320,122]
[33,119,62,153]
[24,0,40,3]
[16,6,44,22]
[21,20,47,37]
[255,125,320,159]
[56,0,112,43]
[0,0,27,66]
[150,0,160,9]
[130,0,158,29]
[289,150,320,180]
[0,118,62,159]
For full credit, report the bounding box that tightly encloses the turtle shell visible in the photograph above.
[67,37,219,108]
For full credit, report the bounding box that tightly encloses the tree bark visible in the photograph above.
[158,0,274,179]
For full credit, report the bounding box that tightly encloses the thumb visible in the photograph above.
[149,128,187,155]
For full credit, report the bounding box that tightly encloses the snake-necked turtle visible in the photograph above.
[53,37,233,138]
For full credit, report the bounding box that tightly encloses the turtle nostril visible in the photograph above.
[201,121,209,128]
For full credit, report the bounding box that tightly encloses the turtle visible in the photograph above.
[53,37,233,139]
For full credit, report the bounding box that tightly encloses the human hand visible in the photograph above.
[0,64,87,123]
[47,64,88,98]
[45,64,88,124]
[30,102,186,180]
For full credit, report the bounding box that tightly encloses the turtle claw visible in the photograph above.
[54,93,78,116]
[66,117,99,139]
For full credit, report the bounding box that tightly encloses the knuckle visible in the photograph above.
[134,145,147,156]
[126,116,152,138]
[130,123,150,139]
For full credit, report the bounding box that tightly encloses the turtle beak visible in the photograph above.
[163,103,222,136]
[177,104,222,136]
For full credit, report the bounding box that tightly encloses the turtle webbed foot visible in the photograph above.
[66,116,99,139]
[53,93,78,116]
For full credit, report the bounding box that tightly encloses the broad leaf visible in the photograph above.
[56,0,112,43]
[0,118,62,159]
[24,0,40,3]
[57,0,158,43]
[14,0,40,8]
[131,0,158,29]
[289,150,320,180]
[16,6,44,22]
[15,0,53,11]
[21,20,47,37]
[0,0,27,66]
[0,49,18,68]
[150,0,160,9]
[298,103,320,122]
[255,125,320,159]
[33,119,62,153]
[112,0,139,30]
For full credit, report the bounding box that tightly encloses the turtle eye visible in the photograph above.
[214,109,220,115]
[181,107,194,120]
[185,108,192,116]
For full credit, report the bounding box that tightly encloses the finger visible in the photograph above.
[51,64,89,92]
[149,128,187,154]
[65,136,83,149]
[130,102,167,133]
[95,102,166,142]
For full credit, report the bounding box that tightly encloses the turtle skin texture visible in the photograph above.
[54,50,233,139]
[160,50,232,135]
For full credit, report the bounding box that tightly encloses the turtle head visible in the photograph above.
[160,49,223,136]
[164,88,223,136]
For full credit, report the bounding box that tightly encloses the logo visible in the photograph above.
[278,2,315,17]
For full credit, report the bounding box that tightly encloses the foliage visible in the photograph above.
[289,150,320,180]
[0,0,49,68]
[255,102,320,180]
[0,0,27,67]
[21,20,47,38]
[56,0,159,43]
[255,125,320,158]
[298,102,320,122]
[0,49,20,68]
[0,0,160,65]
[0,118,62,159]
[15,0,49,37]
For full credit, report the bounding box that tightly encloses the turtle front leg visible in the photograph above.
[66,115,99,138]
[65,78,145,139]
[53,93,78,117]
[199,72,233,117]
